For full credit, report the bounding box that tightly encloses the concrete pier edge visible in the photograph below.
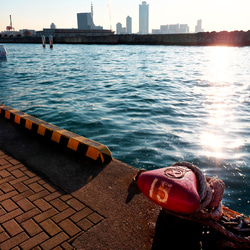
[0,104,112,164]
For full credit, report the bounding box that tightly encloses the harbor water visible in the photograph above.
[0,44,249,215]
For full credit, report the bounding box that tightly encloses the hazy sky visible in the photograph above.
[1,0,249,33]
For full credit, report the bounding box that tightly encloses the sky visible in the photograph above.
[0,0,250,33]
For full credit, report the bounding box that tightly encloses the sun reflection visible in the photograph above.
[205,47,234,83]
[200,132,224,158]
[199,47,241,160]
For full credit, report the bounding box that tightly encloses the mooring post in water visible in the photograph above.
[42,35,46,48]
[49,35,53,49]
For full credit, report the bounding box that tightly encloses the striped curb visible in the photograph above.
[0,104,112,164]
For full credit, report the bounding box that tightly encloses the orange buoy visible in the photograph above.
[137,166,200,214]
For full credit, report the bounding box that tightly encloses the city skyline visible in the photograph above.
[1,0,250,33]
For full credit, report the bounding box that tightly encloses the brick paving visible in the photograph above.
[0,150,105,249]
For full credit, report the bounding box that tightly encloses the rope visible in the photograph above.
[163,162,250,245]
[172,161,225,221]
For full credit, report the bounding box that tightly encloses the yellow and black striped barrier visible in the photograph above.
[0,104,112,164]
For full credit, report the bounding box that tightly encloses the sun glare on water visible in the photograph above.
[199,47,244,160]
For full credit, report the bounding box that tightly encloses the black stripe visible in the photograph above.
[59,135,69,148]
[31,123,39,133]
[20,117,26,127]
[44,129,53,140]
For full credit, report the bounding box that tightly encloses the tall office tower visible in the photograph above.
[195,19,203,33]
[126,16,132,34]
[139,1,149,34]
[77,13,96,29]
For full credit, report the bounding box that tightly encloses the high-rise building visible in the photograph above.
[77,13,96,30]
[139,1,149,34]
[116,22,126,34]
[195,19,203,33]
[77,4,103,30]
[126,16,132,34]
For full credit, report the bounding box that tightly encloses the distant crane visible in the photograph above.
[6,15,15,31]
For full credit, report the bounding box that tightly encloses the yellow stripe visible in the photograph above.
[51,131,61,143]
[25,120,32,130]
[86,147,100,161]
[5,111,10,119]
[37,125,46,136]
[67,138,79,151]
[14,115,21,124]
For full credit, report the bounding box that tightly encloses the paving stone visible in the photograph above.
[0,232,10,244]
[40,219,62,236]
[20,232,49,250]
[2,219,23,236]
[0,158,9,166]
[8,159,21,165]
[12,189,35,202]
[16,207,41,223]
[9,176,29,186]
[28,182,44,193]
[70,207,93,223]
[0,208,23,224]
[77,218,94,231]
[44,191,62,202]
[0,190,19,202]
[28,190,50,202]
[33,198,52,211]
[59,219,81,237]
[50,198,69,212]
[34,208,58,223]
[21,219,43,237]
[66,198,86,211]
[0,232,29,250]
[12,182,29,192]
[40,232,69,249]
[0,182,14,193]
[11,169,25,178]
[0,176,15,185]
[16,198,35,212]
[87,212,104,224]
[52,208,75,223]
[0,170,11,178]
[1,199,18,212]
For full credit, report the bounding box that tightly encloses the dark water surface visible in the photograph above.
[0,44,249,215]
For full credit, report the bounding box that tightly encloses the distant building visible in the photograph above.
[19,29,36,36]
[152,23,189,34]
[77,13,102,30]
[50,23,56,29]
[151,29,161,34]
[179,24,189,33]
[139,1,149,34]
[126,16,132,34]
[160,25,169,34]
[195,19,203,33]
[77,4,103,30]
[116,23,126,34]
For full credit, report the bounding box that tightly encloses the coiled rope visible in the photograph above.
[163,162,250,246]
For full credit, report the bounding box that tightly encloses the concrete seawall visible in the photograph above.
[1,31,250,46]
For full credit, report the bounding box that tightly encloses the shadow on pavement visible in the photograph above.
[0,117,106,193]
